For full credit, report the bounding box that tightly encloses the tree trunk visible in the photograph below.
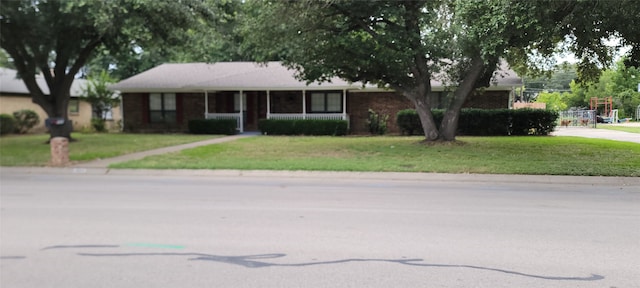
[401,81,440,141]
[42,91,73,140]
[413,96,440,141]
[440,56,487,141]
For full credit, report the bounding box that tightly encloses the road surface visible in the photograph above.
[1,169,639,287]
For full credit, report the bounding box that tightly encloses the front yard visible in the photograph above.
[2,133,638,176]
[0,133,215,166]
[112,136,640,177]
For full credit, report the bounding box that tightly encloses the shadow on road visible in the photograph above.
[41,244,604,281]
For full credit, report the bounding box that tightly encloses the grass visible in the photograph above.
[0,133,216,166]
[112,136,640,177]
[597,125,640,134]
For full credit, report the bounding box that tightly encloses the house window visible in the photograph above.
[149,93,176,123]
[310,92,342,112]
[102,107,113,120]
[69,99,79,114]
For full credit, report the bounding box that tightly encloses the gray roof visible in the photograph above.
[110,61,522,93]
[0,67,87,96]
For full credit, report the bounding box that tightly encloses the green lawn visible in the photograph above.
[597,125,640,134]
[0,133,216,166]
[112,136,640,177]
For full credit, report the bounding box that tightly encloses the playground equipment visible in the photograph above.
[590,97,620,123]
[590,97,613,117]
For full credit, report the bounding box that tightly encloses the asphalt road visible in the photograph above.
[1,169,639,288]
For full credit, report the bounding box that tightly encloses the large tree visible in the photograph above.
[243,0,638,141]
[83,0,250,81]
[0,0,217,139]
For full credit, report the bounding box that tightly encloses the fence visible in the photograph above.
[558,110,596,128]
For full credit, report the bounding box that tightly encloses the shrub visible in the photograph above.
[396,109,558,136]
[258,119,348,136]
[367,109,389,135]
[12,109,40,134]
[0,114,16,135]
[188,119,237,135]
[91,118,107,132]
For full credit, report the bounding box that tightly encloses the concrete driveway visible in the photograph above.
[552,124,640,144]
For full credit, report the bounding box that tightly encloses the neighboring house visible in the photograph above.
[110,62,522,134]
[0,67,122,132]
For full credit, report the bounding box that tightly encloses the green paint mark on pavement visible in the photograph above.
[125,243,185,249]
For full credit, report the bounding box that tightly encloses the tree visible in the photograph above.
[535,92,569,111]
[0,0,216,139]
[83,0,250,80]
[81,71,120,132]
[242,0,598,141]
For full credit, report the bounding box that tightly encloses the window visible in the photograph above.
[69,99,79,114]
[149,93,176,123]
[102,107,113,120]
[310,92,342,112]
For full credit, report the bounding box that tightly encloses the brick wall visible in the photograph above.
[348,91,413,134]
[123,89,510,134]
[123,92,205,132]
[348,90,510,135]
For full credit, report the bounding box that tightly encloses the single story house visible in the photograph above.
[0,67,122,132]
[110,62,522,134]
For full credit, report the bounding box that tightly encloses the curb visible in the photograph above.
[3,166,639,187]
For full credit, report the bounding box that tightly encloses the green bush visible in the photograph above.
[188,119,237,135]
[0,114,16,135]
[258,119,348,136]
[12,109,40,134]
[367,109,389,135]
[91,118,107,132]
[396,109,558,136]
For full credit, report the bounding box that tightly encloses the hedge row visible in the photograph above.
[258,119,348,136]
[188,119,237,135]
[0,114,16,135]
[397,109,558,136]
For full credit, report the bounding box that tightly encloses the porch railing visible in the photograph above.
[268,113,349,121]
[205,113,351,132]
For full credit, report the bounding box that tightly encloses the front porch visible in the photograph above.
[205,90,349,133]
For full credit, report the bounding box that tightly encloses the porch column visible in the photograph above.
[266,90,271,119]
[204,90,209,118]
[302,90,306,120]
[342,89,347,120]
[239,90,244,133]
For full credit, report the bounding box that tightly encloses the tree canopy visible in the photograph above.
[0,0,218,138]
[244,0,576,140]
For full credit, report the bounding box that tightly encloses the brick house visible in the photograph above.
[110,62,522,134]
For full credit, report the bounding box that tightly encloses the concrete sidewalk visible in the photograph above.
[72,134,256,168]
[552,126,640,144]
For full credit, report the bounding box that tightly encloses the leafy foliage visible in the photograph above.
[397,109,558,136]
[366,109,389,135]
[11,109,40,134]
[258,120,348,136]
[242,0,627,141]
[188,119,238,135]
[0,114,16,135]
[0,0,217,139]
